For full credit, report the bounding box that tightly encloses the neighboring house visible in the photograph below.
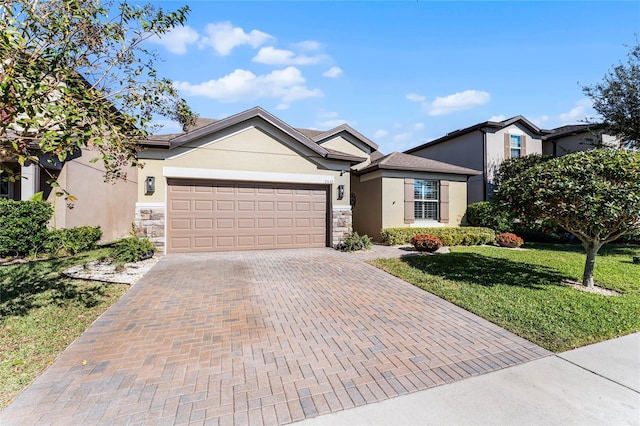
[136,107,480,253]
[0,149,138,240]
[406,116,552,204]
[543,124,620,156]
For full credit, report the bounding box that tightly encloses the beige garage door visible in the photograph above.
[167,179,328,253]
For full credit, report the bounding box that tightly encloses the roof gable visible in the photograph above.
[405,115,552,154]
[141,106,365,164]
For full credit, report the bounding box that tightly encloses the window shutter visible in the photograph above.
[439,181,449,223]
[504,133,510,159]
[404,178,414,224]
[521,135,527,156]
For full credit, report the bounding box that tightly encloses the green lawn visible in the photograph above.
[0,249,129,408]
[371,243,640,352]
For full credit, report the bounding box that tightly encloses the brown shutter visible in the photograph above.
[521,135,527,156]
[504,133,510,159]
[404,178,415,224]
[439,181,450,223]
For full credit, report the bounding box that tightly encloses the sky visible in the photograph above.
[144,1,640,155]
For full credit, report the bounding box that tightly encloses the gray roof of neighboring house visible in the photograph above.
[405,115,553,154]
[543,123,604,141]
[355,152,481,176]
[141,107,372,164]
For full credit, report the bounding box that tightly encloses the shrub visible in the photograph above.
[46,226,102,255]
[466,202,513,233]
[110,237,156,268]
[411,234,443,252]
[495,232,524,248]
[0,200,53,257]
[380,227,495,246]
[337,232,372,252]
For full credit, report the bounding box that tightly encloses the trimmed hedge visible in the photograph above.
[46,226,102,255]
[466,202,513,233]
[0,200,53,257]
[380,227,496,246]
[110,237,156,268]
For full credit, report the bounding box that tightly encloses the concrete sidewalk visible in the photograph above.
[295,333,640,425]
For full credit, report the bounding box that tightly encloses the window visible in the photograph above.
[510,134,522,158]
[0,178,10,199]
[414,180,439,221]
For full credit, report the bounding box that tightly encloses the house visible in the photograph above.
[351,152,480,241]
[543,124,620,156]
[0,148,138,240]
[135,107,480,253]
[405,116,552,204]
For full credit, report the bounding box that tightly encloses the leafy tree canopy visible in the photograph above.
[583,41,640,149]
[496,149,640,287]
[0,0,195,186]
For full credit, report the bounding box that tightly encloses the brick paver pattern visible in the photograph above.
[3,248,551,425]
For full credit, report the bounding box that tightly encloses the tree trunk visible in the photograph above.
[582,243,602,288]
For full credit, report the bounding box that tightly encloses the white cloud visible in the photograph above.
[413,122,425,131]
[323,66,343,78]
[488,115,506,122]
[529,115,550,127]
[319,111,339,119]
[252,46,326,65]
[374,129,388,139]
[393,132,413,143]
[199,21,273,55]
[294,40,322,51]
[174,66,322,104]
[428,90,490,116]
[149,26,199,55]
[319,119,349,128]
[558,99,592,124]
[406,93,426,102]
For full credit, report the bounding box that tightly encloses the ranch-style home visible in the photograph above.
[135,107,480,253]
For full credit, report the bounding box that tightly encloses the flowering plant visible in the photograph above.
[495,232,524,248]
[411,234,443,252]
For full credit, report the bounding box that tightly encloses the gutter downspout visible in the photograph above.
[481,129,487,201]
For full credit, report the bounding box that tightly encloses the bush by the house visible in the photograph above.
[495,232,524,248]
[110,237,156,269]
[465,202,513,233]
[380,227,495,246]
[0,200,53,257]
[411,234,443,252]
[45,226,102,256]
[337,232,372,252]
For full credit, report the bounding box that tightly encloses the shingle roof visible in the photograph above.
[355,152,481,176]
[543,123,603,140]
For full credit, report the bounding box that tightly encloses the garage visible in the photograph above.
[166,179,328,253]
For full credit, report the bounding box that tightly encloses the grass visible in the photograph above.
[0,249,129,409]
[371,243,640,352]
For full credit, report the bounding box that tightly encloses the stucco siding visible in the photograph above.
[448,180,468,225]
[351,176,382,241]
[48,148,138,240]
[320,136,369,159]
[139,126,349,207]
[381,177,405,230]
[410,132,484,171]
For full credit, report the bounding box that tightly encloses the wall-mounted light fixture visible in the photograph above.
[145,176,155,195]
[337,184,345,200]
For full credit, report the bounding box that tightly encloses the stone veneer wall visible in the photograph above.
[332,207,352,247]
[135,205,165,250]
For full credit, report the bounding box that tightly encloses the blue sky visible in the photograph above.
[146,1,639,154]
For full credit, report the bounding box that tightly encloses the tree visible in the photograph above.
[496,149,640,288]
[0,0,195,191]
[582,41,640,149]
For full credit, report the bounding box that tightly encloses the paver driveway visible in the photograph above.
[3,248,550,425]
